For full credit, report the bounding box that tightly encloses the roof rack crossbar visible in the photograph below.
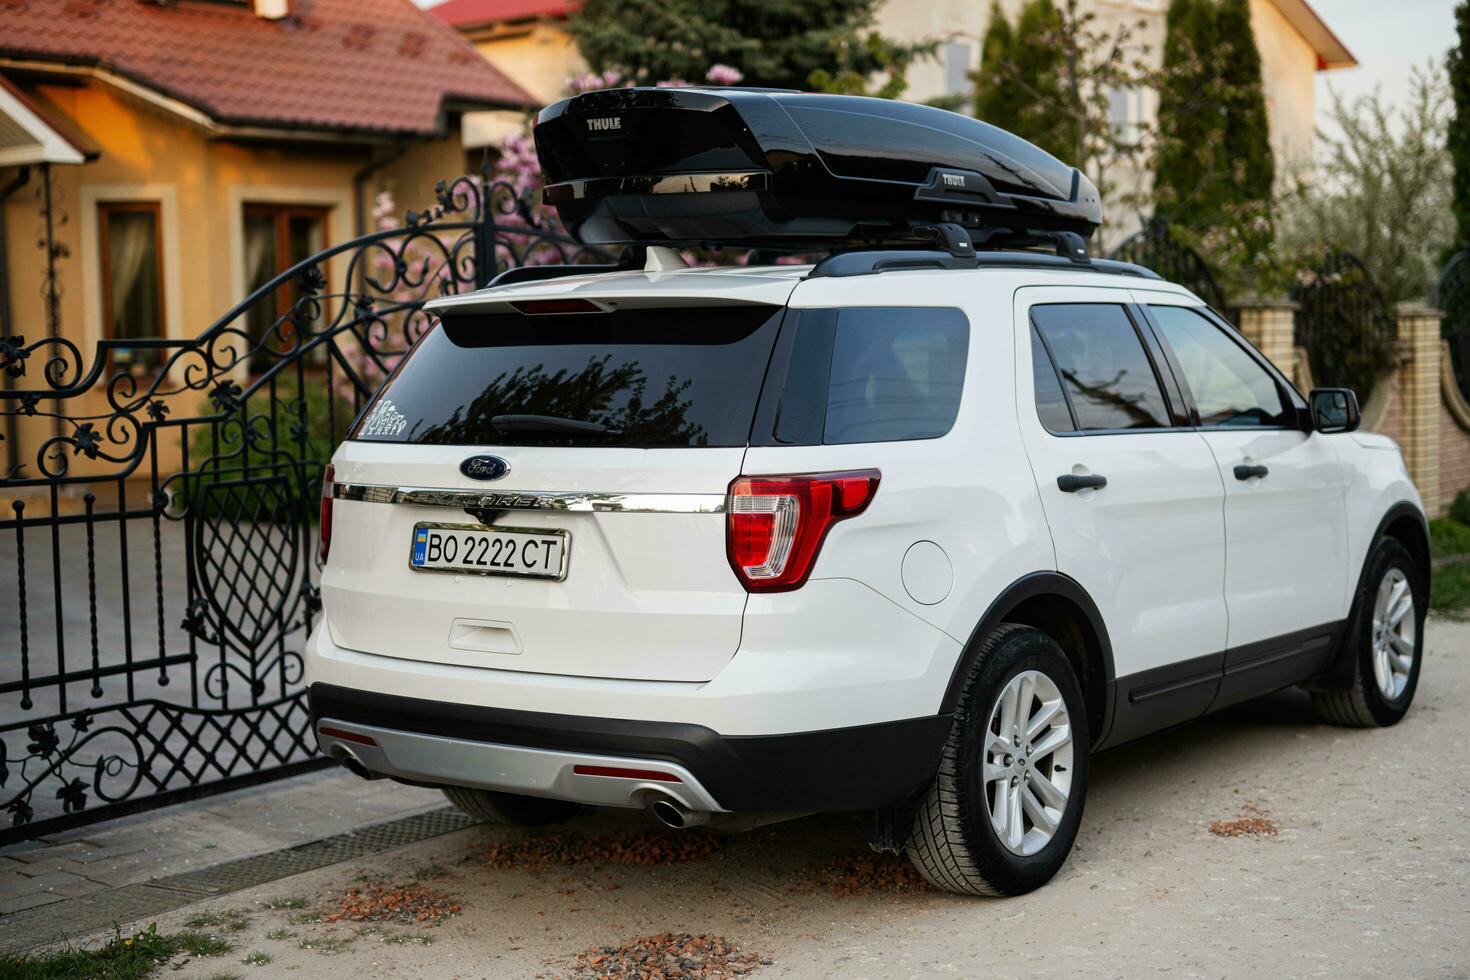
[805,249,1161,280]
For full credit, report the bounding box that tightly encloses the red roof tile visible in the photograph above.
[0,0,535,137]
[431,0,576,29]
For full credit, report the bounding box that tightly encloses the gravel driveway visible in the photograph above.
[26,618,1470,979]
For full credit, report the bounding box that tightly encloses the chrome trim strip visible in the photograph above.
[334,482,726,514]
[316,720,726,812]
[407,522,570,581]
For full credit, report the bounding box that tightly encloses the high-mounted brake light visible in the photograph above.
[726,470,880,592]
[319,463,334,564]
[509,298,605,315]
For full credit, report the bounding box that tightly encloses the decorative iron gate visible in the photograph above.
[1437,250,1470,402]
[0,175,608,842]
[1106,219,1228,312]
[1290,250,1397,402]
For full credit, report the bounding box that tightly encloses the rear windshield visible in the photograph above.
[351,305,784,448]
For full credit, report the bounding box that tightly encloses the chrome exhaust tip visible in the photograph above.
[648,795,709,829]
[337,752,379,781]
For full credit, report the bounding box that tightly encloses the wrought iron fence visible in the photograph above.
[1291,251,1398,402]
[0,174,609,842]
[1106,219,1228,312]
[1437,250,1470,402]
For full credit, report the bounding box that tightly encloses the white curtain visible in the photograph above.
[106,209,156,341]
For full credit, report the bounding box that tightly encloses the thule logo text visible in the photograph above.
[587,117,622,132]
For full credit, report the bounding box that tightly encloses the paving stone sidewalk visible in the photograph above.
[0,767,442,917]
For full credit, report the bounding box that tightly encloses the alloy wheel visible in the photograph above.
[1371,567,1416,701]
[983,669,1073,856]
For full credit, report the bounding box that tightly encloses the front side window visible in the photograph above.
[1030,303,1171,431]
[1149,305,1289,427]
[98,201,164,370]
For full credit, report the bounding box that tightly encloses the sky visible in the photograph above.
[1312,0,1456,119]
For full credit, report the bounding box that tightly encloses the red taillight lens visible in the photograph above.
[319,463,334,564]
[726,470,880,592]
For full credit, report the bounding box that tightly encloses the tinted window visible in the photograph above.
[1030,304,1170,431]
[1031,325,1075,432]
[352,306,783,447]
[824,308,968,443]
[758,307,969,445]
[1149,305,1289,427]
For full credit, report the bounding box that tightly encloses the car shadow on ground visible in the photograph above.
[394,684,1349,909]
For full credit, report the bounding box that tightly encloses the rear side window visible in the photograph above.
[352,305,783,447]
[1030,325,1075,433]
[755,307,969,445]
[1030,303,1170,432]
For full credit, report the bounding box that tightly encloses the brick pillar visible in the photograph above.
[1235,297,1298,379]
[1397,303,1445,515]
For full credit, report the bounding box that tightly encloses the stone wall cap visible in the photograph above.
[1235,295,1300,310]
[1396,302,1445,318]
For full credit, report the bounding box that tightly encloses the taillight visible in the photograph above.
[726,470,880,592]
[319,463,334,563]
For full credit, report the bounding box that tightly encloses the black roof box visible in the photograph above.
[534,88,1102,252]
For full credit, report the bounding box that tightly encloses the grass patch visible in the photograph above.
[297,935,353,956]
[383,932,434,946]
[261,895,309,911]
[1429,518,1470,559]
[1431,560,1470,618]
[240,950,272,966]
[182,909,251,933]
[175,932,234,958]
[262,928,295,942]
[1,923,227,980]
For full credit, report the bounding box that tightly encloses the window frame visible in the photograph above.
[1028,301,1190,437]
[97,199,167,354]
[1137,302,1309,432]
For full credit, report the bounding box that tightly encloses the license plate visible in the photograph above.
[409,523,569,580]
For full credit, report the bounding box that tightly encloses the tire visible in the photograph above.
[905,623,1089,896]
[1310,537,1425,728]
[441,786,580,826]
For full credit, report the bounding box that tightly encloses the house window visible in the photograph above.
[944,41,973,97]
[242,203,329,371]
[98,201,165,370]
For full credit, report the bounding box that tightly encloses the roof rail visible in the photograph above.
[805,249,1164,281]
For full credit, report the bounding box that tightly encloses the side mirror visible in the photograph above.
[1309,387,1360,433]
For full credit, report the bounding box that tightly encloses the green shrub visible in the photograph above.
[1449,489,1470,527]
[1430,518,1470,558]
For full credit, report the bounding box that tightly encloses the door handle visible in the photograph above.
[1057,473,1107,493]
[1233,464,1269,481]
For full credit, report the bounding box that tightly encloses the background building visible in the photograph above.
[0,0,532,485]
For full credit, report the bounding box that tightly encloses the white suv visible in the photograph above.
[306,247,1428,897]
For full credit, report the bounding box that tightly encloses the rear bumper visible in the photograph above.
[309,683,950,813]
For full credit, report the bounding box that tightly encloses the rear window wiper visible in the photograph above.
[490,414,623,436]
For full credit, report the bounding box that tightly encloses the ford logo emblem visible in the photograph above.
[460,455,510,481]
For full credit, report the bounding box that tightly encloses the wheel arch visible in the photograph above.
[1313,500,1430,690]
[942,572,1116,747]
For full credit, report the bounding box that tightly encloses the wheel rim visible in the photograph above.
[1371,567,1416,701]
[982,668,1073,856]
